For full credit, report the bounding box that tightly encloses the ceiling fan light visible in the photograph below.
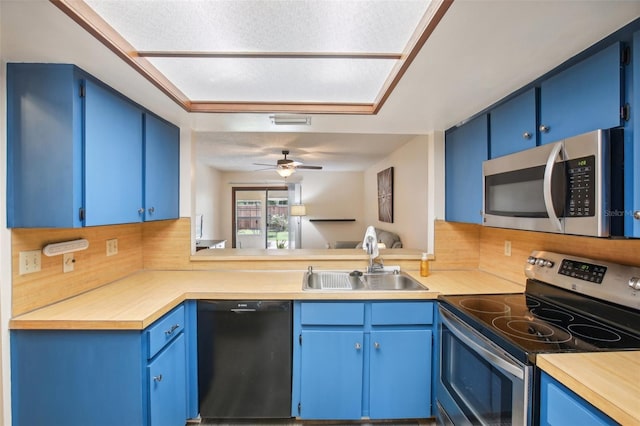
[276,167,295,177]
[269,114,311,125]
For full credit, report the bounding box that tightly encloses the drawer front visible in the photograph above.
[147,304,185,359]
[371,302,433,325]
[300,302,365,325]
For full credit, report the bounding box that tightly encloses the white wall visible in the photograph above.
[0,3,11,421]
[195,162,223,240]
[364,135,430,250]
[204,170,366,248]
[195,135,437,250]
[298,171,365,249]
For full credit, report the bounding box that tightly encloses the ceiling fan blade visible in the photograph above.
[253,162,277,167]
[296,165,323,170]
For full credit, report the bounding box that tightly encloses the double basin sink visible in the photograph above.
[302,268,428,291]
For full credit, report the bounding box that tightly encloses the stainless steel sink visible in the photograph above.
[302,269,428,291]
[362,273,427,290]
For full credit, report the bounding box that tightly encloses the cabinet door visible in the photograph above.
[490,88,537,158]
[84,79,143,226]
[299,330,364,419]
[629,31,640,237]
[540,42,622,145]
[144,114,180,221]
[445,114,488,223]
[6,63,84,228]
[148,333,187,426]
[11,330,145,426]
[539,372,616,426]
[369,329,432,419]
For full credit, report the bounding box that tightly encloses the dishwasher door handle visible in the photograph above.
[230,308,257,313]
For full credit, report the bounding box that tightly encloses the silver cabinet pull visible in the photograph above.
[165,324,180,335]
[539,124,550,133]
[634,211,640,220]
[138,208,145,214]
[153,374,163,382]
[374,342,381,349]
[522,131,532,140]
[355,342,361,350]
[148,207,155,214]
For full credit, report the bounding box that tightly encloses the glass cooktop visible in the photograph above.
[439,282,640,364]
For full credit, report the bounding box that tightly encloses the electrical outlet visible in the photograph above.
[106,239,118,256]
[63,253,75,273]
[19,250,42,275]
[504,240,512,256]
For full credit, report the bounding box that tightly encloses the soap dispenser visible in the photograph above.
[420,252,430,277]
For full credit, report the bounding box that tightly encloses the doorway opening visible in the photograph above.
[232,186,293,249]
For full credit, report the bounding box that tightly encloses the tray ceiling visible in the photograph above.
[52,0,451,114]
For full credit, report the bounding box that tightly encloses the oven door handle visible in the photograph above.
[543,142,563,232]
[440,308,525,380]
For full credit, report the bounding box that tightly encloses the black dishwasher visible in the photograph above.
[197,300,292,419]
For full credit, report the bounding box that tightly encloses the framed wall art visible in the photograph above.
[377,167,394,223]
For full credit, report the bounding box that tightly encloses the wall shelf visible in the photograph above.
[309,219,356,222]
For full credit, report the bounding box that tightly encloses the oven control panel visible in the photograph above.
[558,259,607,284]
[525,251,640,310]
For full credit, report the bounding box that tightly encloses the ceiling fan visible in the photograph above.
[254,150,323,177]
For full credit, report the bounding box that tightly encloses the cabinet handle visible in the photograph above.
[138,208,145,214]
[148,207,155,214]
[522,131,532,140]
[634,211,640,220]
[355,342,361,350]
[153,374,163,382]
[374,342,380,349]
[539,124,550,133]
[165,324,180,335]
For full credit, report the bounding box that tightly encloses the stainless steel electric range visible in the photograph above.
[436,250,640,425]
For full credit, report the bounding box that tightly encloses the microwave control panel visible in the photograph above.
[566,155,595,217]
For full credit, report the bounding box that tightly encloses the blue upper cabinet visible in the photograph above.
[84,80,144,226]
[6,63,180,228]
[490,88,538,158]
[144,114,180,221]
[629,31,640,238]
[540,42,623,145]
[7,64,85,228]
[445,114,488,224]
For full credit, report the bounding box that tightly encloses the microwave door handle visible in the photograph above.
[440,309,524,380]
[543,142,563,232]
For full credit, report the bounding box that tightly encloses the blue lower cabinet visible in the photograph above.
[11,302,197,426]
[148,333,187,426]
[293,301,434,420]
[299,330,364,419]
[539,372,616,426]
[369,329,432,419]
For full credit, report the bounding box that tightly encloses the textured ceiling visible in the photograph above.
[3,1,640,173]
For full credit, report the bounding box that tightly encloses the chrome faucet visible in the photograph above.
[365,235,383,273]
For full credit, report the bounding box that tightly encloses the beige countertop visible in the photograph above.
[9,269,523,330]
[11,268,637,422]
[537,351,640,425]
[190,248,425,261]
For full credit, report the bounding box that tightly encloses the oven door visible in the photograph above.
[437,306,532,426]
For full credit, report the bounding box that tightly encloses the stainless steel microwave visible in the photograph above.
[483,129,623,237]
